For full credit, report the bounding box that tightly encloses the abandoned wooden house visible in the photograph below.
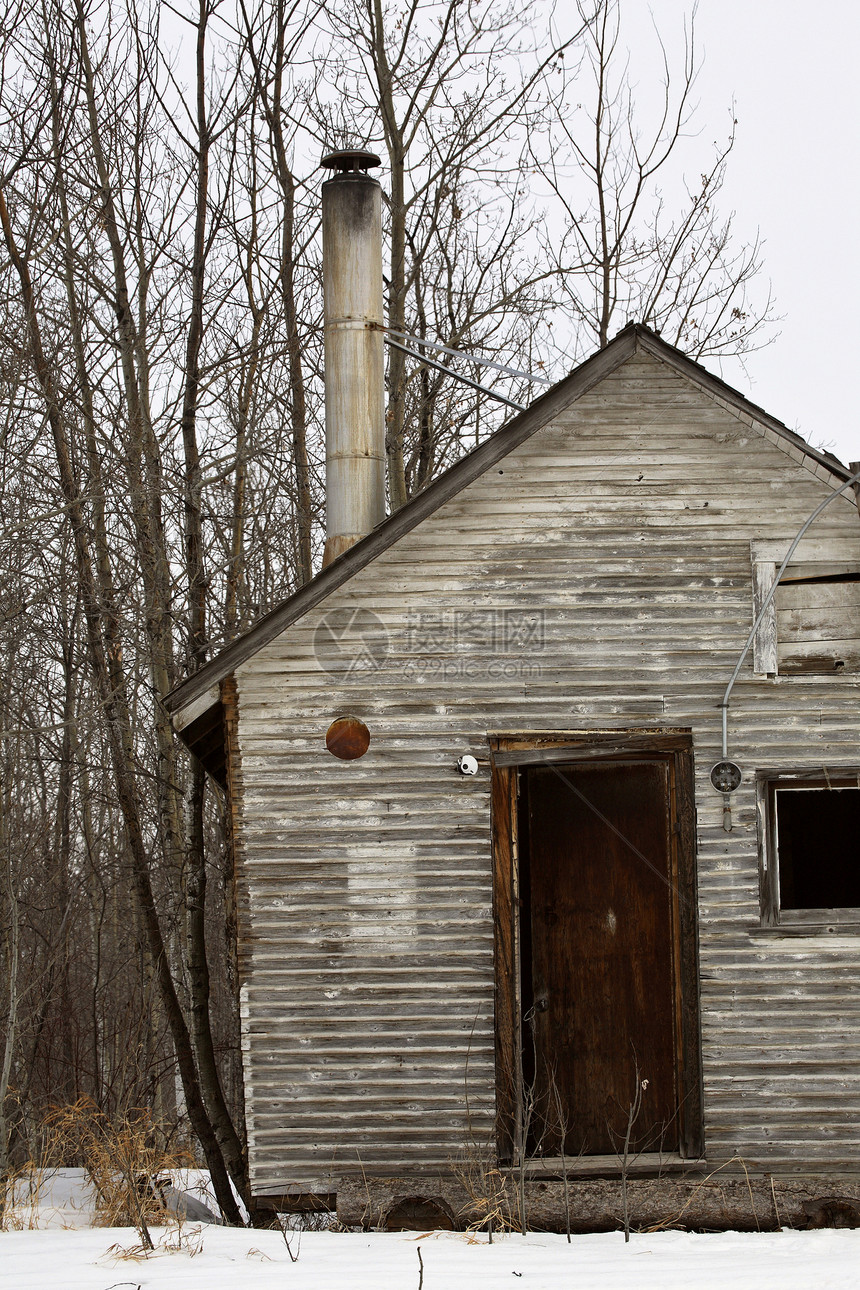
[166,153,860,1231]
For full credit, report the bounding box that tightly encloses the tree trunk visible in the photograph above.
[0,185,244,1227]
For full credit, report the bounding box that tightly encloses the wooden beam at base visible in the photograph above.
[253,1192,336,1214]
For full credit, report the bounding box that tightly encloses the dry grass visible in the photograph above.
[100,1223,205,1262]
[0,1159,50,1230]
[1,1097,196,1249]
[452,1144,517,1237]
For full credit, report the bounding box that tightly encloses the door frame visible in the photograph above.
[489,729,703,1165]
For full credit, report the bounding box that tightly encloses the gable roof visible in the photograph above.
[165,323,851,726]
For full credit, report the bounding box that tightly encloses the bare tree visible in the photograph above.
[238,0,322,587]
[541,0,771,358]
[0,0,261,1220]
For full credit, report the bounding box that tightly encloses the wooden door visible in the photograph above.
[520,759,680,1157]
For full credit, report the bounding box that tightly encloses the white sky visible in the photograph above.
[625,0,860,466]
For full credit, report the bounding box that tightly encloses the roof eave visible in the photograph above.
[633,328,851,482]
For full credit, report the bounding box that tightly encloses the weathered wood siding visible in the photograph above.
[232,348,860,1193]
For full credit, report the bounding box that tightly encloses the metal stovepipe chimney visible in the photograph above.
[320,148,386,568]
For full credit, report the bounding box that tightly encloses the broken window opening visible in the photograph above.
[761,774,860,926]
[778,570,860,586]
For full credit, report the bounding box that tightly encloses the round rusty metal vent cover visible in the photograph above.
[326,715,371,760]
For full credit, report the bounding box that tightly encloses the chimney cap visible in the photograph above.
[321,148,381,174]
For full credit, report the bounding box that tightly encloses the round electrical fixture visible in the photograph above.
[710,760,742,794]
[326,716,370,761]
[458,754,479,776]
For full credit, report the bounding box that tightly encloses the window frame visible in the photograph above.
[750,538,860,677]
[757,768,860,931]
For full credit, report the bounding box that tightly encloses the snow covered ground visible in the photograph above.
[2,1224,859,1289]
[3,1171,857,1288]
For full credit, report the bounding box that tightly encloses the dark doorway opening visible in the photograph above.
[519,759,678,1157]
[491,733,702,1166]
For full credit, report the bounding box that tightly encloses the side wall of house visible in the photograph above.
[233,348,860,1194]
